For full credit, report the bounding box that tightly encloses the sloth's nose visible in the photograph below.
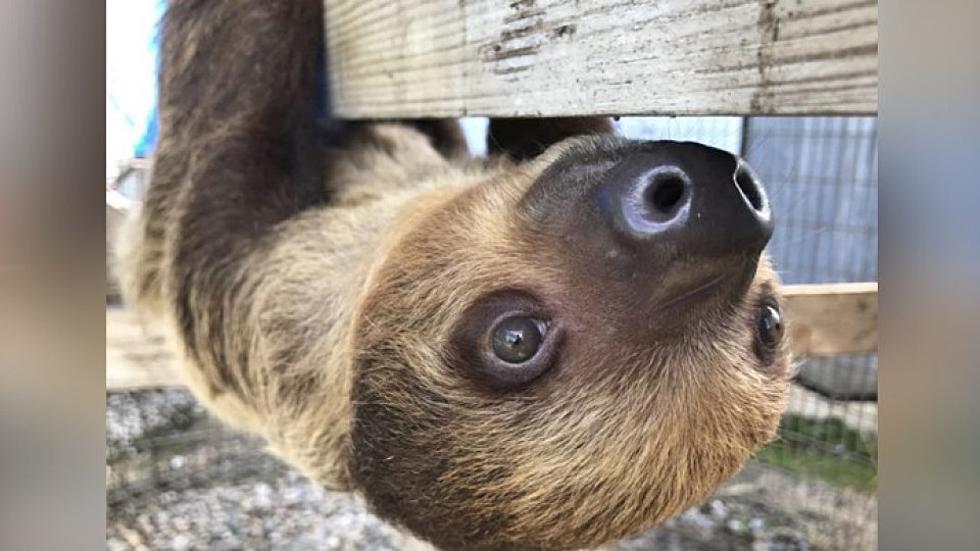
[596,141,772,257]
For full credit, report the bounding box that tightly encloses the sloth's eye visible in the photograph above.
[451,290,559,390]
[756,304,784,348]
[491,316,544,364]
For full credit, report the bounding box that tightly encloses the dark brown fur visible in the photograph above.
[488,117,616,160]
[119,1,791,549]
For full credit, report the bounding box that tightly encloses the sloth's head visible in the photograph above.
[350,136,791,550]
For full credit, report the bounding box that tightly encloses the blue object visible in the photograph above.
[134,107,159,158]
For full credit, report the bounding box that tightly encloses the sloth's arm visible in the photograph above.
[130,0,324,398]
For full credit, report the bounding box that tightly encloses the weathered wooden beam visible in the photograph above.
[105,282,879,390]
[105,307,181,390]
[324,0,878,118]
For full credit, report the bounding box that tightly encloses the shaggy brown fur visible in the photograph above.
[119,1,791,549]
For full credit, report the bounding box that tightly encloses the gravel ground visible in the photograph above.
[106,389,205,461]
[108,471,404,551]
[107,390,876,550]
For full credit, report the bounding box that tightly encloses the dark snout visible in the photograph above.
[596,141,772,259]
[521,138,775,326]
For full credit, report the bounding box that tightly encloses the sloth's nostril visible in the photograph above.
[595,144,771,252]
[646,174,687,215]
[735,165,764,212]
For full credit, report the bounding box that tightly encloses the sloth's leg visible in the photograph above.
[133,0,325,399]
[487,117,615,160]
[336,119,466,162]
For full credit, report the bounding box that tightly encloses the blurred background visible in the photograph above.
[105,1,878,549]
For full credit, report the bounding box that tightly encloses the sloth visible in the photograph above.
[119,1,791,549]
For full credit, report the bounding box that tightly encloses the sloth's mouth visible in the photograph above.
[652,272,728,316]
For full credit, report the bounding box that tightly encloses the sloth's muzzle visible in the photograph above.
[595,140,773,261]
[523,139,775,329]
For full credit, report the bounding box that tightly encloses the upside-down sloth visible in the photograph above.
[119,1,791,549]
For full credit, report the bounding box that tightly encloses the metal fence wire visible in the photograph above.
[106,116,878,551]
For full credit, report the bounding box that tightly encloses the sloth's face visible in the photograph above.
[350,136,791,551]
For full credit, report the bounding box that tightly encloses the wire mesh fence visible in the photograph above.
[106,116,878,550]
[745,117,878,518]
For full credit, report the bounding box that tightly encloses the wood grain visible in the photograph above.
[106,307,181,390]
[782,282,877,358]
[324,0,878,117]
[106,283,878,390]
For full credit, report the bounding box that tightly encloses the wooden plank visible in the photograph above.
[105,308,181,390]
[105,282,878,390]
[782,282,877,358]
[324,0,878,117]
